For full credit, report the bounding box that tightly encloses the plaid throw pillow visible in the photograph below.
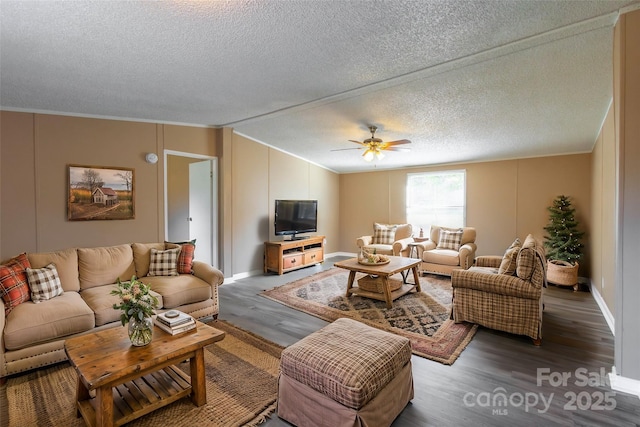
[372,223,397,245]
[26,263,64,302]
[165,240,196,274]
[148,247,180,277]
[498,238,521,275]
[0,253,31,315]
[436,229,464,250]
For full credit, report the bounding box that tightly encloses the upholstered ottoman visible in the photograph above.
[277,318,414,427]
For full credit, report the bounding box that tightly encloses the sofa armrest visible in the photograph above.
[192,261,224,287]
[356,236,373,247]
[475,255,503,268]
[451,268,541,300]
[392,237,415,256]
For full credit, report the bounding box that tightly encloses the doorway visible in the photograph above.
[164,151,218,268]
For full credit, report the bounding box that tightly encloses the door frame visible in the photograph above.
[164,150,219,267]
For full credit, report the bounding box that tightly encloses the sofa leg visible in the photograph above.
[532,338,542,346]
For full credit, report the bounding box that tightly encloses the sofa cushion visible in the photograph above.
[26,263,64,303]
[422,248,461,266]
[0,253,31,315]
[372,223,397,245]
[144,275,211,309]
[28,248,80,292]
[166,240,196,274]
[516,234,538,280]
[81,284,164,327]
[498,238,521,275]
[132,243,166,278]
[3,291,95,351]
[78,244,136,290]
[437,228,463,250]
[148,247,180,276]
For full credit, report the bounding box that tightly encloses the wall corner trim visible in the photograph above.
[609,366,640,400]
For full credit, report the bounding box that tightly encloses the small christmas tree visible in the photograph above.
[543,195,584,264]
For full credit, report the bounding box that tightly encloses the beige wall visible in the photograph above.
[0,113,218,260]
[230,133,340,275]
[340,155,592,274]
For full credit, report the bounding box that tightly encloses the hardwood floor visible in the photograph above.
[219,256,640,427]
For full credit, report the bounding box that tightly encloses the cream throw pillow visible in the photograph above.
[436,229,463,250]
[26,263,64,302]
[498,238,521,275]
[372,223,397,245]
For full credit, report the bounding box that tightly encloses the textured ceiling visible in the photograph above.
[2,0,639,173]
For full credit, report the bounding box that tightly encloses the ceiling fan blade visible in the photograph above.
[330,147,362,151]
[384,139,411,146]
[348,140,367,146]
[385,147,411,152]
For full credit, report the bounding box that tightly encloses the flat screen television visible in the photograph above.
[275,200,318,239]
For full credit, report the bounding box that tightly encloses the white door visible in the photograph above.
[189,160,214,266]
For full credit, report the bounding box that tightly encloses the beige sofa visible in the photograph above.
[1,243,224,378]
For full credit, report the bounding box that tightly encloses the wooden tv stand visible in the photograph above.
[264,235,325,275]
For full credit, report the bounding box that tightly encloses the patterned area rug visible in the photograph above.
[2,320,282,427]
[261,268,477,365]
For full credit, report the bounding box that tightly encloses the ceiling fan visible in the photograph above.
[333,125,411,161]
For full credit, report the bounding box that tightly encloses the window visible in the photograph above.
[406,170,466,235]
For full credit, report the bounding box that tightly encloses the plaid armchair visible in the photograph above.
[451,234,546,345]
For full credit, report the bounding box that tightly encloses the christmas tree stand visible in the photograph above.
[547,260,579,291]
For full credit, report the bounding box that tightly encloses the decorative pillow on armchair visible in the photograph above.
[498,238,521,275]
[372,223,397,245]
[436,229,463,250]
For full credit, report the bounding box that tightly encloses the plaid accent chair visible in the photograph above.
[451,234,547,345]
[415,226,477,276]
[356,223,414,257]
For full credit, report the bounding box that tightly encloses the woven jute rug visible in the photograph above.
[2,320,282,427]
[261,268,477,365]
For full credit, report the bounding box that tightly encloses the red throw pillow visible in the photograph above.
[165,240,196,274]
[0,253,32,315]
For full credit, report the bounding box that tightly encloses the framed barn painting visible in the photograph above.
[68,165,135,220]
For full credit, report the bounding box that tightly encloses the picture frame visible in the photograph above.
[68,164,135,221]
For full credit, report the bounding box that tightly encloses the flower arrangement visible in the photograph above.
[111,276,159,326]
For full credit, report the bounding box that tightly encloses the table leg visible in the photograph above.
[95,385,113,427]
[412,266,422,292]
[345,271,356,297]
[190,348,207,406]
[75,377,90,418]
[381,276,393,309]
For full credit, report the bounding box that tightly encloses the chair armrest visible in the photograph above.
[392,237,415,256]
[415,240,436,258]
[476,256,503,268]
[458,242,477,269]
[192,261,225,287]
[356,236,373,247]
[451,268,541,299]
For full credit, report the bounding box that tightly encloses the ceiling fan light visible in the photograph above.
[375,150,385,160]
[363,149,374,161]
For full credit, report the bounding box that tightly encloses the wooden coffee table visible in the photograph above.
[64,320,225,427]
[334,256,422,308]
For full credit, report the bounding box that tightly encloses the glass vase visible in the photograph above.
[128,315,153,346]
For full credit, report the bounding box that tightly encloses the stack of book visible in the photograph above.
[154,310,196,335]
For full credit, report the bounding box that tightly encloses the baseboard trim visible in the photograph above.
[609,367,640,400]
[588,279,615,335]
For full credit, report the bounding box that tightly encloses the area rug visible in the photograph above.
[2,320,283,427]
[261,268,477,365]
